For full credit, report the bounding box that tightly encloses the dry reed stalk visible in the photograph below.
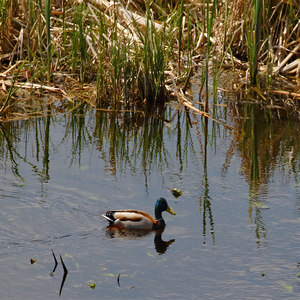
[0,79,68,96]
[167,71,232,129]
[273,44,300,75]
[212,0,299,79]
[87,0,163,35]
[269,90,300,100]
[0,61,23,78]
[278,58,300,76]
[87,3,136,43]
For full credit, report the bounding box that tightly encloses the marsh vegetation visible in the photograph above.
[0,0,299,122]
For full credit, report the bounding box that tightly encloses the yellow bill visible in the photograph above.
[166,206,176,215]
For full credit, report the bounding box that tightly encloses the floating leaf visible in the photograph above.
[88,283,96,289]
[170,188,182,198]
[103,273,115,277]
[252,201,269,209]
[278,281,293,293]
[64,254,79,268]
[296,272,300,278]
[30,259,36,264]
[87,194,98,200]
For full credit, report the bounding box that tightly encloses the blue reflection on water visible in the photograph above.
[0,102,299,299]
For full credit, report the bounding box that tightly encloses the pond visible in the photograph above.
[0,83,299,299]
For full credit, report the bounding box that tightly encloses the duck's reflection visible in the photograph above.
[105,227,175,254]
[154,229,175,254]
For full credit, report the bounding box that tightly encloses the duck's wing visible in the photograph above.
[118,210,156,223]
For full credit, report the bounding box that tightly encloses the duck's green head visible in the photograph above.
[155,197,176,220]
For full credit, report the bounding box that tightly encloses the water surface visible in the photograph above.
[0,90,299,299]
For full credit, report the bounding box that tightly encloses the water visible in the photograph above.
[0,91,299,299]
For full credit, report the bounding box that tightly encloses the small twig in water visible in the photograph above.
[117,273,120,287]
[51,249,58,275]
[59,255,68,296]
[60,255,68,274]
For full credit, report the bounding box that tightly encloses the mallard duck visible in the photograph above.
[102,197,175,230]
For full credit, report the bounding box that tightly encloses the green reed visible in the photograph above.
[111,11,123,106]
[245,0,262,85]
[71,3,90,82]
[212,0,231,103]
[186,8,193,70]
[0,0,7,22]
[204,0,217,112]
[122,39,135,106]
[177,0,184,72]
[134,1,167,103]
[0,0,9,53]
[91,6,108,105]
[182,4,197,91]
[45,0,52,81]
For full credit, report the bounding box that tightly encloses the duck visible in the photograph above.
[102,197,175,230]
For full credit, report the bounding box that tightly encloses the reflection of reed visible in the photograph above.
[200,117,215,244]
[42,106,51,180]
[0,103,198,187]
[68,106,92,168]
[232,102,300,196]
[93,106,168,181]
[0,119,53,181]
[0,123,21,178]
[105,227,175,255]
[227,99,300,246]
